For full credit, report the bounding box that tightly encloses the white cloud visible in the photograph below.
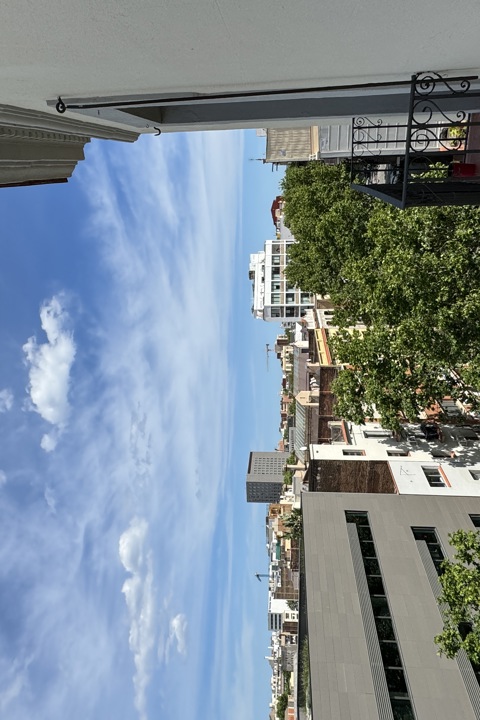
[169,614,187,656]
[0,388,13,412]
[119,518,155,720]
[0,470,6,487]
[0,131,246,720]
[23,295,76,449]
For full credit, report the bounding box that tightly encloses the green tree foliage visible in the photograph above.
[283,508,303,540]
[281,162,480,428]
[276,691,289,720]
[435,530,480,664]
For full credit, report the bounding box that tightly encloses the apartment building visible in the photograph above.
[249,239,314,324]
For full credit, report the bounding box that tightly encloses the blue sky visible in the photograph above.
[0,130,284,719]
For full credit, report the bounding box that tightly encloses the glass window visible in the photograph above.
[387,450,409,456]
[363,557,381,575]
[271,282,281,292]
[357,525,373,542]
[375,617,396,641]
[386,669,408,695]
[367,575,385,596]
[285,307,298,317]
[364,430,390,438]
[391,699,415,720]
[380,642,402,668]
[372,597,391,618]
[342,449,365,456]
[422,466,445,487]
[470,470,480,481]
[272,255,281,265]
[271,293,281,305]
[271,308,282,318]
[286,293,295,305]
[470,515,480,528]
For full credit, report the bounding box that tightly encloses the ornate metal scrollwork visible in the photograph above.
[352,117,385,157]
[414,71,472,97]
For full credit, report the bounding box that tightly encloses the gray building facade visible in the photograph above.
[246,451,288,503]
[302,493,480,720]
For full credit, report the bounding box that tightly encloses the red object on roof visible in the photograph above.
[271,195,283,227]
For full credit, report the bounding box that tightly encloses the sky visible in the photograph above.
[0,129,285,720]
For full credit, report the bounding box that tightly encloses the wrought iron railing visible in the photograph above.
[350,71,480,208]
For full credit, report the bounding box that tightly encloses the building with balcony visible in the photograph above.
[249,239,314,324]
[2,4,480,197]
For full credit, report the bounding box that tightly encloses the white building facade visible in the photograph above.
[249,239,314,324]
[309,420,480,496]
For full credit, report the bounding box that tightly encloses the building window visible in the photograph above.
[271,282,281,292]
[271,293,281,305]
[364,430,390,438]
[387,450,409,456]
[272,255,281,266]
[422,467,445,487]
[342,449,365,456]
[413,526,480,689]
[285,307,298,317]
[346,512,416,719]
[470,470,480,481]
[470,515,480,528]
[271,308,282,318]
[272,267,281,278]
[286,293,295,305]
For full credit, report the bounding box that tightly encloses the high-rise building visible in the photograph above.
[249,238,314,324]
[246,451,288,503]
[302,492,480,720]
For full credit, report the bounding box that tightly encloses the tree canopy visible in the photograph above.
[435,530,480,665]
[281,162,480,428]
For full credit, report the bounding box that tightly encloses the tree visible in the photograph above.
[281,162,374,296]
[435,530,480,664]
[283,508,303,540]
[276,692,289,720]
[281,162,480,427]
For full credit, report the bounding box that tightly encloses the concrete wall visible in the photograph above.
[1,1,480,131]
[303,493,480,720]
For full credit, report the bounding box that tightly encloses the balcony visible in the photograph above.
[350,72,480,208]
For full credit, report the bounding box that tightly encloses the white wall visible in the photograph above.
[1,1,480,124]
[310,421,480,496]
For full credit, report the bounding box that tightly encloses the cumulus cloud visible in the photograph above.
[0,388,13,412]
[23,295,76,449]
[119,518,155,720]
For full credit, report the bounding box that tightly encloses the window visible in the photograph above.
[301,293,311,304]
[470,515,480,528]
[272,267,281,278]
[271,293,281,305]
[285,293,295,305]
[342,449,365,456]
[387,450,409,457]
[364,430,390,438]
[422,466,445,487]
[470,470,480,481]
[285,307,298,317]
[271,308,282,318]
[346,512,415,718]
[413,526,480,689]
[271,282,281,292]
